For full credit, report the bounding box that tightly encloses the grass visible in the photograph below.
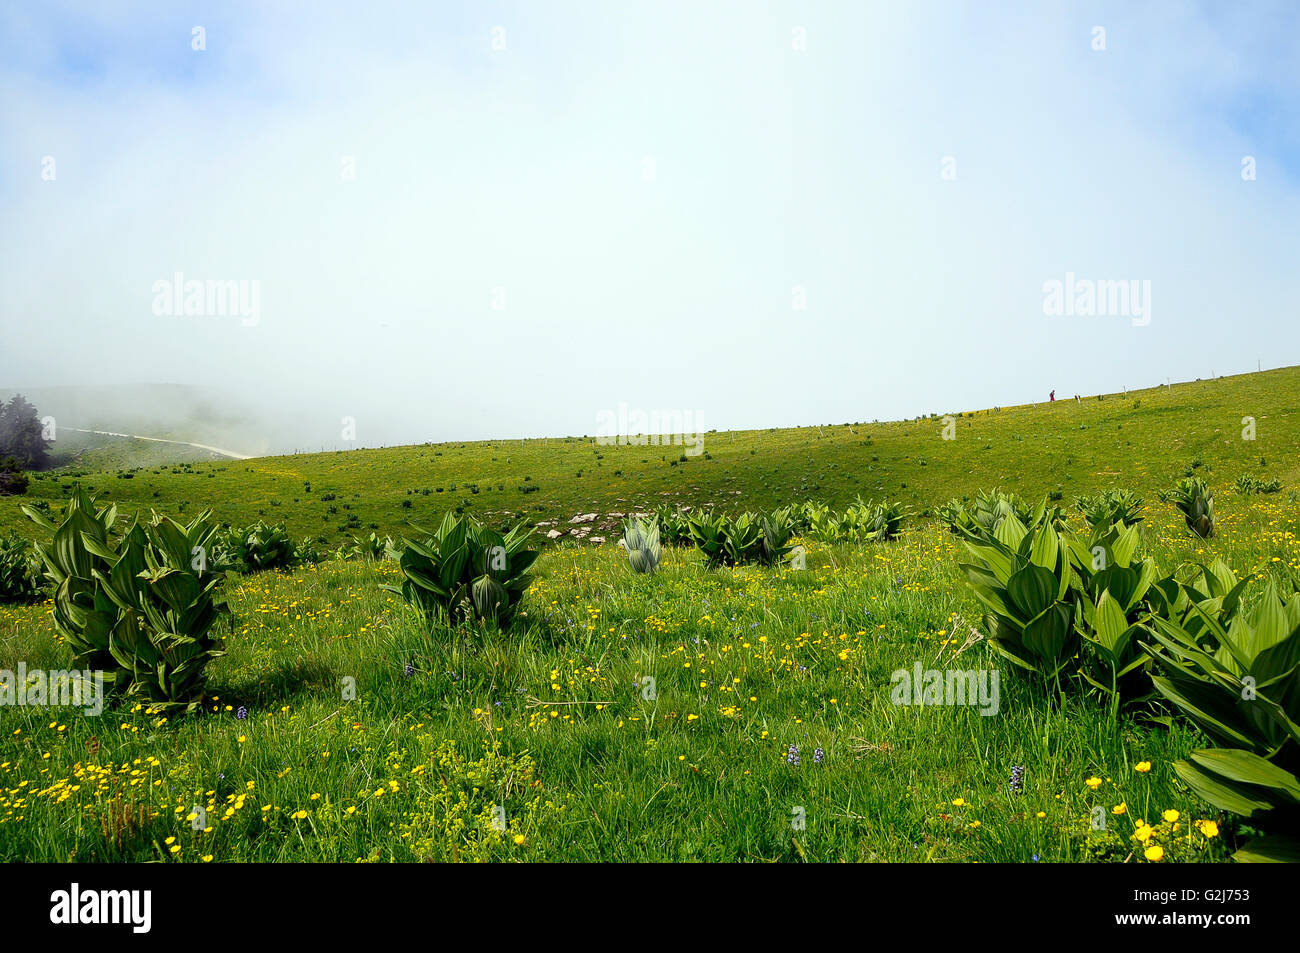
[3,365,1297,549]
[0,367,1297,861]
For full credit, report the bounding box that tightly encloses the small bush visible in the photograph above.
[1235,474,1281,495]
[385,513,539,628]
[338,532,394,562]
[23,489,230,712]
[1075,489,1144,530]
[687,508,796,568]
[0,533,42,604]
[0,458,28,496]
[215,521,298,572]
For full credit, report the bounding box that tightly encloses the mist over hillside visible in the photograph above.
[0,383,275,459]
[1,382,492,458]
[3,359,1287,467]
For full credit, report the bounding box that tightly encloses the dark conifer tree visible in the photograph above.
[0,395,50,470]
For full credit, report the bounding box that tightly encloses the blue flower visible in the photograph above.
[787,744,801,766]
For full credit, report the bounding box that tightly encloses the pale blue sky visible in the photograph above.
[1,1,1297,452]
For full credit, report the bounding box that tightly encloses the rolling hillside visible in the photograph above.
[3,366,1294,545]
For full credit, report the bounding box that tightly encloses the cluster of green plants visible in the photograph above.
[21,488,230,711]
[634,498,906,572]
[1145,579,1300,862]
[789,500,830,535]
[685,508,796,568]
[214,520,318,572]
[292,536,324,565]
[0,531,43,604]
[1074,488,1144,530]
[336,532,395,562]
[954,482,1300,860]
[959,512,1088,685]
[651,505,692,545]
[938,489,1063,537]
[1235,474,1281,495]
[791,497,909,543]
[956,505,1245,707]
[1064,521,1161,705]
[384,512,539,628]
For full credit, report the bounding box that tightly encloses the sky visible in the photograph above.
[1,0,1297,454]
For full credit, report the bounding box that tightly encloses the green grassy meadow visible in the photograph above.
[4,367,1296,550]
[0,368,1298,862]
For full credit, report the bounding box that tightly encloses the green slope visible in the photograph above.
[3,366,1296,546]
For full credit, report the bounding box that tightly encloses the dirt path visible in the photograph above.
[68,428,253,461]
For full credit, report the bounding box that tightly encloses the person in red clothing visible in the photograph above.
[1049,390,1055,401]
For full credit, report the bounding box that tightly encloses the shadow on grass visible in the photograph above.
[211,654,342,709]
